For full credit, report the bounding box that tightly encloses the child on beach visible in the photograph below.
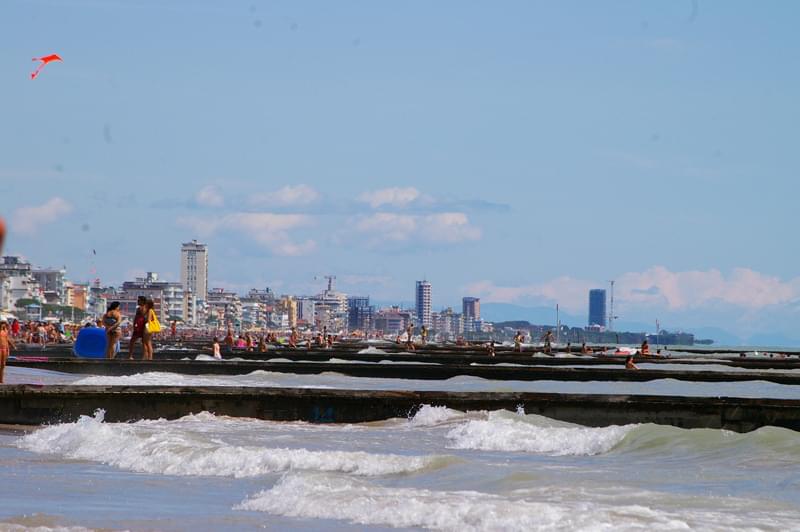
[212,337,222,359]
[0,322,16,384]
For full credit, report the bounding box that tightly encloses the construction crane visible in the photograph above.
[314,275,337,292]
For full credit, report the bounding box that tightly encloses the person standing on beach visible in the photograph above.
[289,327,298,348]
[128,296,147,359]
[143,298,161,360]
[421,325,428,345]
[224,328,234,354]
[0,321,16,384]
[102,302,123,359]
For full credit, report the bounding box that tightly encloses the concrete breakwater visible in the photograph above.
[10,347,800,370]
[8,358,800,385]
[1,385,799,432]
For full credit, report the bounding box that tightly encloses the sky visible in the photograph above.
[1,0,799,343]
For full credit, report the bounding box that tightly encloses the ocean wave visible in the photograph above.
[16,411,453,478]
[610,423,800,460]
[237,472,798,531]
[442,409,634,456]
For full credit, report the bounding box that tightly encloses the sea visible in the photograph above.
[2,362,800,531]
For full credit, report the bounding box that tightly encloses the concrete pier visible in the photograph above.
[8,358,800,385]
[1,385,798,432]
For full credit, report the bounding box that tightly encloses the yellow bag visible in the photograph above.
[146,309,161,334]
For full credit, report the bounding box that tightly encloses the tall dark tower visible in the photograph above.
[588,289,607,328]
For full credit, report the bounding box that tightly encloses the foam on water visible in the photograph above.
[408,405,466,427]
[357,346,387,354]
[237,472,797,531]
[73,371,281,387]
[442,410,634,456]
[17,411,452,478]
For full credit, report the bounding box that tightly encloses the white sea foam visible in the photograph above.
[358,346,387,354]
[237,472,795,531]
[72,371,277,387]
[0,525,94,532]
[408,404,466,427]
[17,411,450,478]
[444,411,634,456]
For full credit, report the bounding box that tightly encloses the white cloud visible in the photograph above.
[423,212,481,242]
[466,267,800,313]
[195,185,224,207]
[617,266,800,310]
[12,197,73,235]
[354,213,417,241]
[178,212,315,256]
[353,211,480,244]
[359,187,420,209]
[273,184,319,205]
[249,184,320,207]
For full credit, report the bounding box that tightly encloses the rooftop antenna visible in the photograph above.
[607,280,617,331]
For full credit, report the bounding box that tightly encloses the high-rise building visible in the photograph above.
[588,289,607,328]
[462,297,480,320]
[181,240,208,303]
[347,296,374,332]
[415,280,432,328]
[461,296,481,333]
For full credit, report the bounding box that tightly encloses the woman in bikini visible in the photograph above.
[103,301,123,359]
[129,296,147,359]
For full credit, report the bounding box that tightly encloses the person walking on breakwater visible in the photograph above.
[128,296,147,359]
[514,331,524,353]
[405,324,416,352]
[0,321,16,384]
[102,302,123,359]
[143,298,160,361]
[541,330,554,355]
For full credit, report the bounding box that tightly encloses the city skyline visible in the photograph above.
[1,1,799,344]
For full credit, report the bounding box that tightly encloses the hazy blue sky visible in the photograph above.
[1,1,798,341]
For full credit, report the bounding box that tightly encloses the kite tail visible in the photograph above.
[30,64,44,80]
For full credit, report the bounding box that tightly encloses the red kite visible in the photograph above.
[31,54,62,79]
